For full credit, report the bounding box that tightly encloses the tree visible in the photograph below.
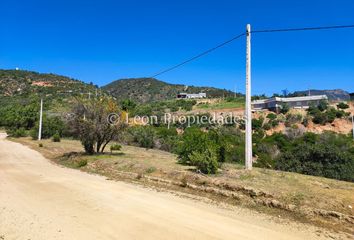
[318,100,328,112]
[337,102,349,109]
[70,97,126,154]
[120,99,137,112]
[30,115,66,139]
[0,96,39,130]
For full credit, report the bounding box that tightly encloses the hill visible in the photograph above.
[0,69,98,98]
[292,89,350,101]
[102,78,236,103]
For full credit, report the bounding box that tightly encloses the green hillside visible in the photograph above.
[102,78,236,103]
[0,69,98,98]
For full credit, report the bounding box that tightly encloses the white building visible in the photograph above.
[177,92,206,99]
[252,95,328,112]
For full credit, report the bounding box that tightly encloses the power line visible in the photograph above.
[252,24,354,33]
[150,24,354,78]
[150,32,245,78]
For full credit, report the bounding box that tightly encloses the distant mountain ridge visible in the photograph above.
[292,89,351,101]
[102,78,235,103]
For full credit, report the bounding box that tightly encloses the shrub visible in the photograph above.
[76,159,88,168]
[276,132,354,182]
[302,116,310,127]
[177,127,235,169]
[312,111,327,125]
[38,143,43,147]
[120,99,137,112]
[189,148,219,174]
[177,127,210,165]
[213,127,245,163]
[253,129,266,143]
[252,117,264,130]
[337,102,349,109]
[52,132,61,142]
[325,108,337,123]
[254,142,278,169]
[176,99,197,111]
[285,126,305,140]
[318,100,329,112]
[266,113,277,120]
[30,128,38,140]
[129,126,155,148]
[310,105,347,125]
[110,144,122,152]
[335,109,346,118]
[280,103,290,114]
[263,123,272,130]
[285,113,302,127]
[145,166,156,174]
[154,127,179,152]
[7,127,27,138]
[270,119,279,127]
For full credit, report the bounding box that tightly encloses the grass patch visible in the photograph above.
[76,159,88,168]
[196,99,244,110]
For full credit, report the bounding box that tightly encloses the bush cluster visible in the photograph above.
[275,132,354,182]
[337,102,349,109]
[307,101,348,125]
[176,127,245,174]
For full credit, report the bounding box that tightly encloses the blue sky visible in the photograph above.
[1,0,354,95]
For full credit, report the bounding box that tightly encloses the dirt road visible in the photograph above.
[0,133,334,239]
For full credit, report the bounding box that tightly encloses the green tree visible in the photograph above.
[337,102,349,109]
[318,100,328,112]
[70,97,126,154]
[120,99,137,112]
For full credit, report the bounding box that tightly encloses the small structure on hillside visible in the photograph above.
[177,92,206,99]
[252,95,328,112]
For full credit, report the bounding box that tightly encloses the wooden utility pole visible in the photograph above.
[245,24,252,170]
[38,98,43,141]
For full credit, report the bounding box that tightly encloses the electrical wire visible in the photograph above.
[150,32,245,78]
[252,24,354,33]
[150,24,354,78]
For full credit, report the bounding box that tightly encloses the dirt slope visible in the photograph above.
[0,133,341,239]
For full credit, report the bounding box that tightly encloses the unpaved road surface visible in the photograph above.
[0,133,336,239]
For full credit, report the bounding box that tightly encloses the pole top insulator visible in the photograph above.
[247,24,251,32]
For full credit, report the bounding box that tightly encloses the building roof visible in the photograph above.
[252,95,328,104]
